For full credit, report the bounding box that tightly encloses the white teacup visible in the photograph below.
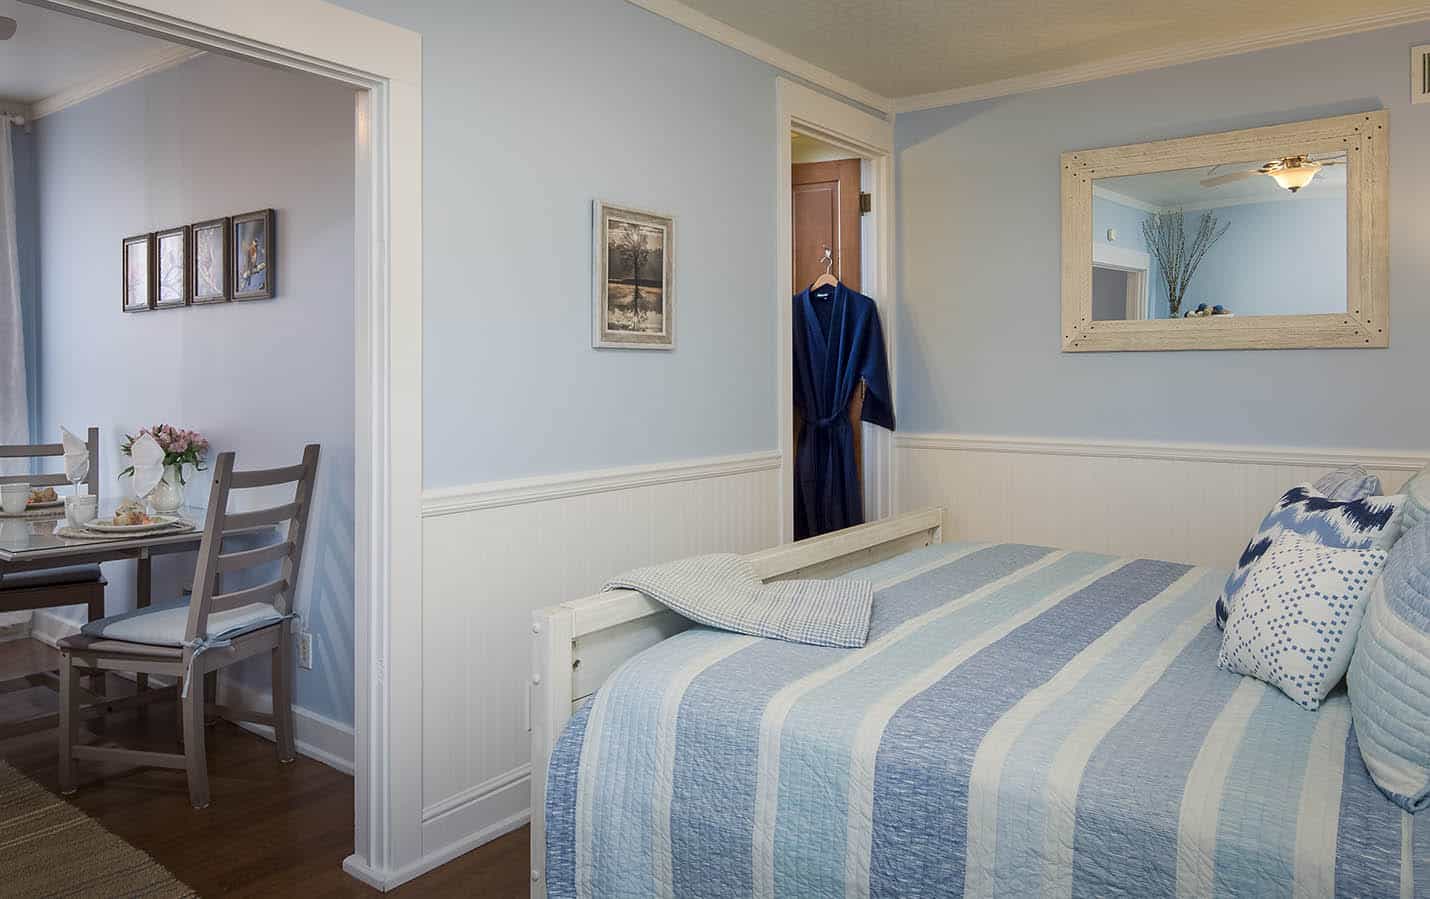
[0,483,29,514]
[65,494,99,527]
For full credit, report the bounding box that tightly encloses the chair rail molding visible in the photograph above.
[896,432,1429,571]
[32,0,424,890]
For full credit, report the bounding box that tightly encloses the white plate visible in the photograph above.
[84,515,184,534]
[26,499,64,510]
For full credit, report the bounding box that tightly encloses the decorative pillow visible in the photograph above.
[1347,523,1430,812]
[1215,485,1404,629]
[1400,464,1429,533]
[1313,465,1382,502]
[1218,536,1388,710]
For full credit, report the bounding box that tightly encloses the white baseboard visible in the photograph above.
[27,610,353,774]
[897,432,1428,570]
[343,806,530,892]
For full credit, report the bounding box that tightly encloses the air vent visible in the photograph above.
[1416,44,1430,105]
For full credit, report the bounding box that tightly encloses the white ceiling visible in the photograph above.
[1099,155,1348,210]
[0,0,181,105]
[673,0,1430,99]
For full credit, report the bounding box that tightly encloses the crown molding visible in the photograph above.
[894,6,1430,113]
[622,0,893,114]
[32,44,204,119]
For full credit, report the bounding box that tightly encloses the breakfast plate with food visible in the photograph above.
[26,487,62,509]
[83,499,184,533]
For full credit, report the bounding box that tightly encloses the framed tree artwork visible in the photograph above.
[153,225,191,309]
[231,208,274,301]
[122,233,153,312]
[191,217,230,304]
[592,200,674,349]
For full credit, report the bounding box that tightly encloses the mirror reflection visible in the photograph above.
[1090,153,1347,320]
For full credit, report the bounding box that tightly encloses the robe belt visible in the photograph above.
[810,412,851,430]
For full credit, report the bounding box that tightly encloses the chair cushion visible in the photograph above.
[0,564,104,591]
[1347,523,1430,812]
[1313,465,1382,502]
[80,598,284,648]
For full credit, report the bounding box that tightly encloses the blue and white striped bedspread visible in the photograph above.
[545,542,1429,898]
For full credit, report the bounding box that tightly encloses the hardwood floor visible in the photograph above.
[0,637,530,897]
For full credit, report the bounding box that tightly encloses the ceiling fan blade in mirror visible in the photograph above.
[1199,170,1260,188]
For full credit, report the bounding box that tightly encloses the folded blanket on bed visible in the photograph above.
[604,554,873,648]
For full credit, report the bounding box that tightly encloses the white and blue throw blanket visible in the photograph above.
[546,542,1428,898]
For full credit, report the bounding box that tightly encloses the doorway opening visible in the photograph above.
[776,79,897,544]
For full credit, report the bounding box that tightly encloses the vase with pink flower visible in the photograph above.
[120,425,211,513]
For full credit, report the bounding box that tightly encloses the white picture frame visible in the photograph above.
[592,200,674,349]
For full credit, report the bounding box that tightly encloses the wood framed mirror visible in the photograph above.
[1061,110,1388,352]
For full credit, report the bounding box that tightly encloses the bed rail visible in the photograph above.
[527,507,944,896]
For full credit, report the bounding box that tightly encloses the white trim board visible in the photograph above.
[32,45,204,119]
[896,432,1430,472]
[894,7,1430,112]
[621,0,1430,116]
[421,451,781,517]
[622,0,892,114]
[896,432,1428,571]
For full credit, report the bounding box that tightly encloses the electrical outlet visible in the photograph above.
[298,631,314,670]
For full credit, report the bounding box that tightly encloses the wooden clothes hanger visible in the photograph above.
[810,245,839,290]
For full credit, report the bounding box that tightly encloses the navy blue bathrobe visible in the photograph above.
[793,282,894,540]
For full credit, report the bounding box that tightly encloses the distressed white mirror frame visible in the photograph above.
[1061,110,1389,352]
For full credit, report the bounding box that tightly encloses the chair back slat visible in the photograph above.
[208,578,288,615]
[224,503,301,532]
[229,463,308,490]
[0,428,101,497]
[216,541,294,575]
[184,444,321,642]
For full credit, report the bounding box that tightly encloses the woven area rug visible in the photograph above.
[0,762,196,898]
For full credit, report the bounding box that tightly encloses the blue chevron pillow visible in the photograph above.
[1215,484,1405,629]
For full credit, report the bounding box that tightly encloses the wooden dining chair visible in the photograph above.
[57,444,320,808]
[0,428,106,626]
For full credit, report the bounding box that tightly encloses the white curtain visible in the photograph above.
[0,119,28,467]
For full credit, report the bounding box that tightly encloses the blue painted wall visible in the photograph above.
[331,0,781,488]
[10,128,40,441]
[1188,196,1345,316]
[33,55,358,726]
[896,23,1430,450]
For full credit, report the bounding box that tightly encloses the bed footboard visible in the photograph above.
[527,507,945,897]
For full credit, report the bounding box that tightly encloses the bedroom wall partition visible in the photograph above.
[897,435,1427,569]
[895,21,1430,452]
[419,452,780,863]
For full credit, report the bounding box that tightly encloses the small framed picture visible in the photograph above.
[191,217,230,304]
[153,225,190,309]
[593,201,674,349]
[122,233,153,312]
[231,208,274,301]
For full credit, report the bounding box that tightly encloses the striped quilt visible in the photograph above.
[545,542,1429,898]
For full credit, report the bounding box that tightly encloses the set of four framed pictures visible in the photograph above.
[122,208,273,312]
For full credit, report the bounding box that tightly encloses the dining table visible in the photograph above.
[0,502,214,610]
[0,500,266,739]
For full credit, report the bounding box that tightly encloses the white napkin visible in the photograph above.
[60,427,90,487]
[130,432,165,499]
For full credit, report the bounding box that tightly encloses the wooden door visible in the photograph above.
[792,159,861,293]
[791,157,865,519]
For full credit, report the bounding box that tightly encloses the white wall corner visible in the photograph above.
[33,45,205,119]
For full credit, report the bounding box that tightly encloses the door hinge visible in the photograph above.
[859,192,872,214]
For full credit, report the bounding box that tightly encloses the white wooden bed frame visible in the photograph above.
[527,508,945,896]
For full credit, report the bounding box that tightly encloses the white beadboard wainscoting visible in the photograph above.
[896,434,1428,569]
[417,450,781,863]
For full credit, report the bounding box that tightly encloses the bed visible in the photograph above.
[529,510,1426,898]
